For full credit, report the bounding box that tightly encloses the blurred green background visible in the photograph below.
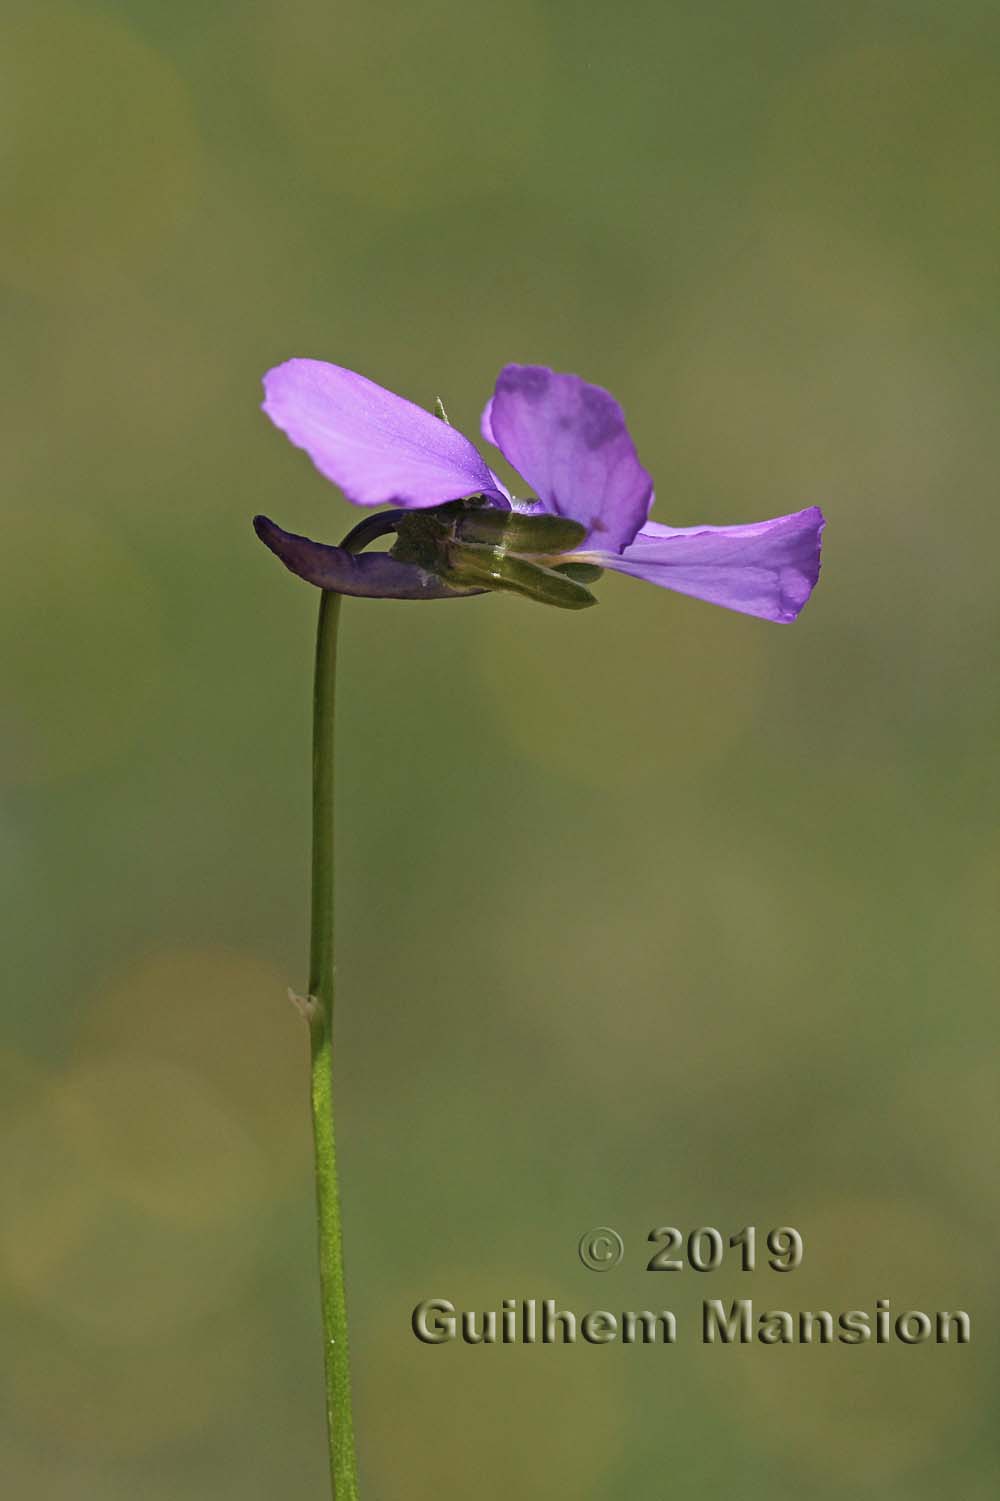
[3,1,998,1496]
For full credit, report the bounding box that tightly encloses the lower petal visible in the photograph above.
[587,507,825,622]
[253,516,483,599]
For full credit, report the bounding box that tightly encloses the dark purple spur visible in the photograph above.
[255,359,824,622]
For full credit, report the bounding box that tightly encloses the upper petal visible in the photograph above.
[262,358,508,509]
[482,365,653,552]
[586,507,825,622]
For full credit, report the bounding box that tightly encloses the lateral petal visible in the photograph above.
[483,365,652,551]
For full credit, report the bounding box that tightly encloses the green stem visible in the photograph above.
[308,585,360,1500]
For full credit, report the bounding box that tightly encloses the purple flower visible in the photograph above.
[256,359,824,621]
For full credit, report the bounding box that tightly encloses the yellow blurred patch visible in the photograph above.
[1,1055,270,1341]
[75,946,310,1176]
[6,1298,262,1457]
[698,1197,988,1482]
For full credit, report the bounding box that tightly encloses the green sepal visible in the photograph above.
[390,508,453,571]
[554,562,605,584]
[445,543,597,610]
[455,508,587,555]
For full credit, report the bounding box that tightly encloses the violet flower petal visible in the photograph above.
[482,365,653,552]
[585,507,825,622]
[262,359,509,510]
[253,516,483,599]
[480,394,497,445]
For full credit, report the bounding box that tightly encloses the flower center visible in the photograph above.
[390,499,603,610]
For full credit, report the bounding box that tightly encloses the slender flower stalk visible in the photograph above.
[304,528,372,1499]
[304,509,408,1499]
